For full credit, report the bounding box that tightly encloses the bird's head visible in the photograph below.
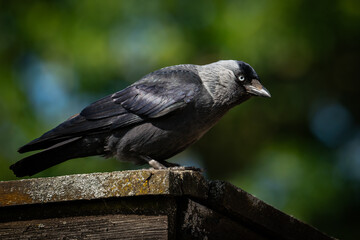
[226,60,271,98]
[198,60,271,106]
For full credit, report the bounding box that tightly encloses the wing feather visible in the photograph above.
[19,68,202,153]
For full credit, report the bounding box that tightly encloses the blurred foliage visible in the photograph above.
[0,0,359,238]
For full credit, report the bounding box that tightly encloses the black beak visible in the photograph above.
[244,79,271,98]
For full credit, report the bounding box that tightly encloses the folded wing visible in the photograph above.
[18,69,202,153]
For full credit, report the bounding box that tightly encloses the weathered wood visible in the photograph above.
[178,199,268,240]
[206,181,332,240]
[0,169,335,240]
[0,214,168,240]
[0,170,208,207]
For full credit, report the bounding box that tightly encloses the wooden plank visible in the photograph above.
[0,170,208,207]
[0,214,168,240]
[178,199,268,240]
[0,196,178,223]
[206,181,335,240]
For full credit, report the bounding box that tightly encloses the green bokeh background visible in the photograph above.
[1,1,359,238]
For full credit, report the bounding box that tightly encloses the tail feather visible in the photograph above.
[11,137,104,177]
[17,116,86,154]
[18,136,74,154]
[17,114,111,154]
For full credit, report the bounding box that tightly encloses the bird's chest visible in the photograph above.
[109,103,229,161]
[140,107,227,155]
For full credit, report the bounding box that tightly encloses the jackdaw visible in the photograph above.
[10,60,270,177]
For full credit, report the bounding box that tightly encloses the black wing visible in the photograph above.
[19,69,202,153]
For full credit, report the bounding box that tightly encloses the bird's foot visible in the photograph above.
[163,161,203,172]
[144,157,203,172]
[167,166,203,172]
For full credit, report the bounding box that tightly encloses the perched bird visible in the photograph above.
[10,60,270,177]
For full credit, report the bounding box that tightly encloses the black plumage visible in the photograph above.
[11,60,270,177]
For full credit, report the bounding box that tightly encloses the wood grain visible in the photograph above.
[0,214,168,240]
[0,170,208,207]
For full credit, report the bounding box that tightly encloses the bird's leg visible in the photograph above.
[140,156,167,169]
[148,160,166,169]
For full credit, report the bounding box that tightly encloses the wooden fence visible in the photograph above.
[0,170,334,239]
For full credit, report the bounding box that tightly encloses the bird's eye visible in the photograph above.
[238,75,245,81]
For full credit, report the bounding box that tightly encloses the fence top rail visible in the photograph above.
[0,169,207,207]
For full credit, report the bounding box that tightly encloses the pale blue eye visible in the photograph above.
[239,75,245,81]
